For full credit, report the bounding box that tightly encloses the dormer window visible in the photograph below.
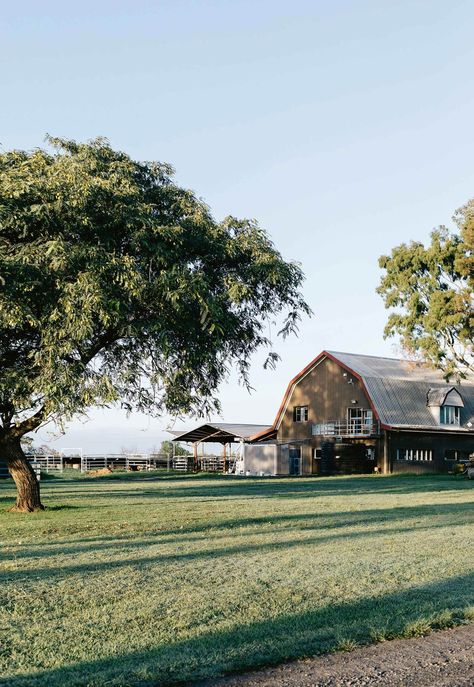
[440,405,460,426]
[427,386,464,427]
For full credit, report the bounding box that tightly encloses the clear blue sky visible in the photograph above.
[2,0,474,451]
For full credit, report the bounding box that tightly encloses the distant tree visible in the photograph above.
[0,136,309,511]
[20,438,60,456]
[378,199,473,378]
[158,440,188,456]
[120,446,140,456]
[20,436,36,455]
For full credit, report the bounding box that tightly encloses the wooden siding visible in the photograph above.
[389,430,474,474]
[278,357,372,436]
[273,353,474,476]
[277,356,376,474]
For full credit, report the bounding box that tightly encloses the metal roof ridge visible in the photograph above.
[326,349,423,364]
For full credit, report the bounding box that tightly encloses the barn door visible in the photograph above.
[289,447,301,475]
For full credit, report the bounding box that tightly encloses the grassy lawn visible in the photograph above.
[1,473,473,687]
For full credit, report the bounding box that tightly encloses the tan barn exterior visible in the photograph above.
[252,351,474,476]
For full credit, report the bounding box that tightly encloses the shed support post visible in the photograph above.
[382,431,390,474]
[222,443,227,474]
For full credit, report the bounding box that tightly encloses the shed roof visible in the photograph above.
[171,422,272,443]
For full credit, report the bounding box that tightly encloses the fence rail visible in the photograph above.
[1,450,233,481]
[22,452,177,474]
[32,455,64,472]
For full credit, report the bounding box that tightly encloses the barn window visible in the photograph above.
[396,448,433,462]
[347,407,373,434]
[293,406,308,422]
[445,449,470,462]
[440,405,460,426]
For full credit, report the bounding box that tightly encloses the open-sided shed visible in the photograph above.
[171,422,272,472]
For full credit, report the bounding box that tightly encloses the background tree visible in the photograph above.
[0,137,309,512]
[158,440,188,456]
[378,199,473,378]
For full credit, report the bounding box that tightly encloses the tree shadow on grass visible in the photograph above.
[3,572,474,687]
[2,476,470,519]
[6,502,474,559]
[2,499,473,581]
[20,474,473,505]
[41,505,82,511]
[5,499,474,565]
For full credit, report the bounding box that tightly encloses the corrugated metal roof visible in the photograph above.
[171,423,272,443]
[326,351,465,382]
[326,351,474,430]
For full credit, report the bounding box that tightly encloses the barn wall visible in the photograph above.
[276,356,374,474]
[278,357,372,439]
[277,444,290,475]
[389,430,474,473]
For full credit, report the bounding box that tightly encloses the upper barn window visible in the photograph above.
[440,405,461,426]
[293,406,308,422]
[427,387,463,427]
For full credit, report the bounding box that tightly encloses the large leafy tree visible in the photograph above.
[378,199,473,378]
[0,137,309,511]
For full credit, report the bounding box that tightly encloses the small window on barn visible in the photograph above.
[366,447,376,460]
[313,448,322,459]
[440,406,460,426]
[396,448,433,462]
[445,449,470,462]
[293,406,308,422]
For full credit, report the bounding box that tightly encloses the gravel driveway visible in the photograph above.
[198,625,474,687]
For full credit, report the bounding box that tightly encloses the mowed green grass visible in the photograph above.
[1,473,473,687]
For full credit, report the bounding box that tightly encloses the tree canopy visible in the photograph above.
[0,136,309,510]
[378,199,473,379]
[158,440,188,456]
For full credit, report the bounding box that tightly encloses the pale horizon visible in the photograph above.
[3,0,474,452]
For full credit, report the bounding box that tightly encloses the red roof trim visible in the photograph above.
[249,427,277,442]
[251,350,390,440]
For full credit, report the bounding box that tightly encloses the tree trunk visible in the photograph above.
[1,436,44,512]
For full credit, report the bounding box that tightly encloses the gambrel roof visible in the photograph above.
[326,351,474,431]
[256,350,474,438]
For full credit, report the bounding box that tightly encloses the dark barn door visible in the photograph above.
[289,447,301,475]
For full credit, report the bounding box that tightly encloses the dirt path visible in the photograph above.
[198,625,474,687]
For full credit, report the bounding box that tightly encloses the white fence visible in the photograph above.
[3,450,235,481]
[79,452,183,473]
[25,452,176,474]
[32,454,64,473]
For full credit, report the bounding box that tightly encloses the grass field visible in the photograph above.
[1,472,473,687]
